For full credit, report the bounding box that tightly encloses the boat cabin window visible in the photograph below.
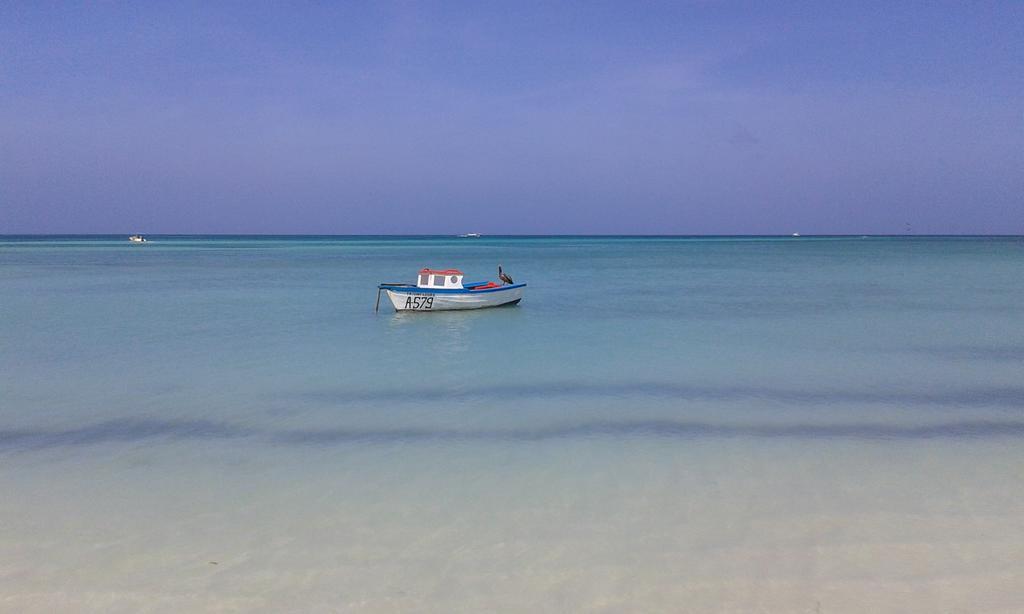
[417,270,464,288]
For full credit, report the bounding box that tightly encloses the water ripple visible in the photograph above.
[296,382,1024,408]
[3,418,1024,453]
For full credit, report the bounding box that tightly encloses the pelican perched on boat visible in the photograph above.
[498,265,514,285]
[376,267,525,312]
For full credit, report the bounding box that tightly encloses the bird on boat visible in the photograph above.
[498,265,514,285]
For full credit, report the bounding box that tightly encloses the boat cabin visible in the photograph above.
[417,268,464,289]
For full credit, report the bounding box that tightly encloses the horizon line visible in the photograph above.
[2,233,1024,239]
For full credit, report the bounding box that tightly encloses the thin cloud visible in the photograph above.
[728,124,760,146]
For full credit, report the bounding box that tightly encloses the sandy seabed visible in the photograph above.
[2,436,1022,613]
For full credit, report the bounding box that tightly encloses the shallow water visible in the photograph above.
[2,236,1023,612]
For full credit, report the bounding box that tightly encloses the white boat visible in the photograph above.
[459,233,482,238]
[791,232,800,237]
[377,268,525,312]
[128,234,147,243]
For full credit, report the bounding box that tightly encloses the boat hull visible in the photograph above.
[384,285,524,311]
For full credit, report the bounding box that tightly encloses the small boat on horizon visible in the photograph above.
[128,234,147,243]
[377,267,525,312]
[459,233,482,238]
[791,232,800,237]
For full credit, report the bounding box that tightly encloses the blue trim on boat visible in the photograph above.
[378,283,526,294]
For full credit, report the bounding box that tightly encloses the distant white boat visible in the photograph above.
[791,233,800,237]
[377,267,525,312]
[128,235,147,243]
[459,233,482,238]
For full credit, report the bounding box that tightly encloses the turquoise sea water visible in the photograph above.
[2,236,1023,612]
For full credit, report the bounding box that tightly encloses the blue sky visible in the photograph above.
[1,1,1021,234]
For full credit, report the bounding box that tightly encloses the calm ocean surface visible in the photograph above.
[2,235,1023,612]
